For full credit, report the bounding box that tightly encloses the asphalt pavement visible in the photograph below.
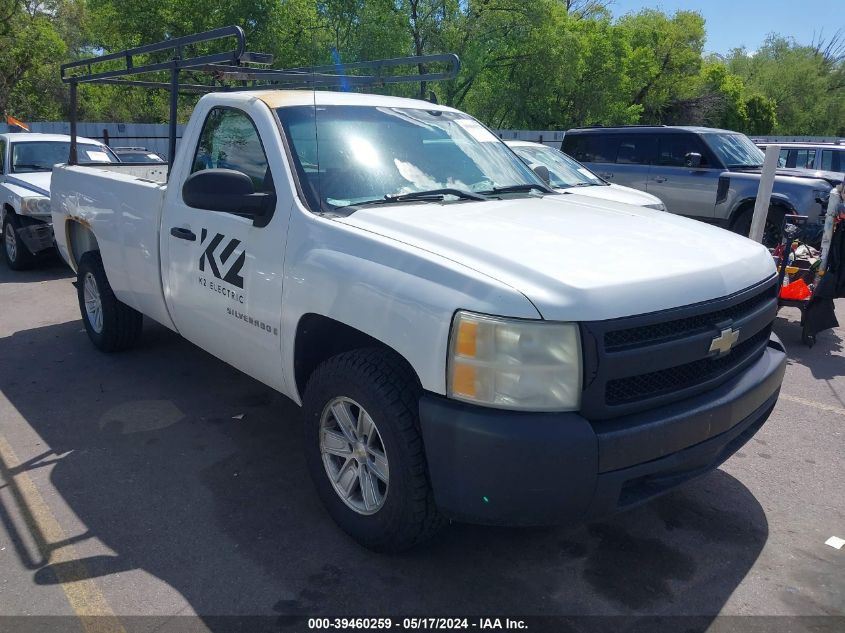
[0,255,842,633]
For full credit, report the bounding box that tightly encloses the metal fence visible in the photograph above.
[3,122,843,157]
[2,121,184,158]
[493,130,845,148]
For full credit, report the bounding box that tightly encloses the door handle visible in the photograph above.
[653,176,667,183]
[170,227,196,241]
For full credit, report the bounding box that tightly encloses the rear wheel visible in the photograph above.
[302,348,443,552]
[3,214,34,270]
[77,251,143,351]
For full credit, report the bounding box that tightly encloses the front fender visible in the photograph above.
[280,209,541,403]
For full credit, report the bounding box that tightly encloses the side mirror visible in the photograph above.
[182,169,275,227]
[685,152,702,168]
[532,164,551,185]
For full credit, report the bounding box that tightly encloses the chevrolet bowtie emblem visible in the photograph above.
[709,328,740,356]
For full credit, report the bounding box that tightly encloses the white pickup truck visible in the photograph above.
[1,132,118,269]
[52,90,787,551]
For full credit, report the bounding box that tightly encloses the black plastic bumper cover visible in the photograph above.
[16,218,54,255]
[419,334,786,526]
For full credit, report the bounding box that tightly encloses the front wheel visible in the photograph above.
[302,348,443,552]
[77,251,143,352]
[730,205,787,248]
[3,214,34,270]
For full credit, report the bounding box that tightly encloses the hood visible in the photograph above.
[730,167,842,186]
[337,195,775,322]
[556,183,662,207]
[777,167,843,186]
[5,172,52,197]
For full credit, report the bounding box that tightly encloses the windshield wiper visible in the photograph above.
[385,188,488,202]
[343,188,489,209]
[480,183,550,195]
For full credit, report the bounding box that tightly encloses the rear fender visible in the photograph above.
[64,218,100,273]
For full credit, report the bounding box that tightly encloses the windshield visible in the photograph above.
[510,145,605,188]
[702,133,764,169]
[277,105,544,212]
[10,141,119,173]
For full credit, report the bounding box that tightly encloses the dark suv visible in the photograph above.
[563,126,838,244]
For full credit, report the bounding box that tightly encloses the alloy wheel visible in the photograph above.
[319,396,389,515]
[83,272,104,333]
[4,226,16,263]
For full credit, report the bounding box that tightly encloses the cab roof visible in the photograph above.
[240,89,460,113]
[566,125,738,135]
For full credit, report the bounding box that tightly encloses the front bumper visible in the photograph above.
[419,334,786,526]
[15,217,55,254]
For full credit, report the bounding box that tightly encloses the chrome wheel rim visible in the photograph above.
[4,226,16,262]
[319,397,389,515]
[83,272,103,334]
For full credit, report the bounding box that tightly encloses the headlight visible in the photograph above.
[447,310,582,411]
[20,197,51,215]
[644,202,666,211]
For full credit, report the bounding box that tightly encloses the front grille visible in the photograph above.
[606,326,771,405]
[581,277,778,419]
[605,285,775,351]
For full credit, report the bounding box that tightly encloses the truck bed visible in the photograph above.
[51,163,175,330]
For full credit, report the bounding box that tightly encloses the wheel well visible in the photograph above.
[2,203,14,223]
[729,198,793,228]
[66,220,100,267]
[293,314,422,398]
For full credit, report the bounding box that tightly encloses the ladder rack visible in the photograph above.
[61,25,460,167]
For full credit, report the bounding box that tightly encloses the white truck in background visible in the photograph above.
[52,88,787,551]
[0,132,118,269]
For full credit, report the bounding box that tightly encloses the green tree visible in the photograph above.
[616,9,706,123]
[1,2,68,121]
[727,35,845,135]
[744,94,777,135]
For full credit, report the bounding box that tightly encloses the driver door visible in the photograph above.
[161,105,287,391]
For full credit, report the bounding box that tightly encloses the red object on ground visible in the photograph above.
[780,278,812,300]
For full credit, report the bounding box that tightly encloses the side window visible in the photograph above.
[783,150,797,168]
[615,135,657,165]
[786,149,816,169]
[0,139,5,173]
[778,149,789,168]
[192,108,272,191]
[820,150,842,172]
[821,150,833,171]
[657,134,711,167]
[565,134,616,163]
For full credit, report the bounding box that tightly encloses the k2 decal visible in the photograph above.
[199,228,245,289]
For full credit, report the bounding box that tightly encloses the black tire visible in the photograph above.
[77,251,143,352]
[302,348,443,552]
[729,204,787,248]
[3,214,34,270]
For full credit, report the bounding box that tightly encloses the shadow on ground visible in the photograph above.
[773,307,844,381]
[0,317,770,627]
[0,250,73,284]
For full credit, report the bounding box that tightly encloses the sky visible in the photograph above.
[610,0,843,55]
